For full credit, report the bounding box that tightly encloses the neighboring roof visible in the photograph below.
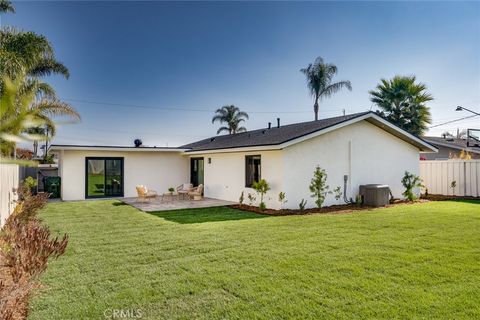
[422,136,480,154]
[49,145,187,152]
[181,111,437,153]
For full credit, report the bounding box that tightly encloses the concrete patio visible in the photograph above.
[122,196,236,212]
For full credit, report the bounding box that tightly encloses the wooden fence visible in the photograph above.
[0,163,19,226]
[420,160,480,197]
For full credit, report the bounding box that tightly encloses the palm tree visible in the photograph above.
[370,76,432,136]
[0,0,14,13]
[0,74,48,160]
[211,105,249,135]
[0,74,80,157]
[300,57,352,121]
[27,127,45,157]
[0,27,69,80]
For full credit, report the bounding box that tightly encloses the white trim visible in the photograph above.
[50,146,188,152]
[184,145,281,155]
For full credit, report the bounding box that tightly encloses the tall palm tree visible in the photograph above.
[300,57,352,121]
[370,75,432,136]
[211,105,249,135]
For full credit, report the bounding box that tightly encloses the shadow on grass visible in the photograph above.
[146,206,269,224]
[112,202,129,206]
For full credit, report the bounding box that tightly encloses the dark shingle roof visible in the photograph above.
[422,136,480,154]
[181,112,370,152]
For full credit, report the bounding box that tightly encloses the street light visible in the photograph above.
[455,106,480,116]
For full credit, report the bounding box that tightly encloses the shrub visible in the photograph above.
[309,166,331,208]
[299,199,307,211]
[247,193,256,206]
[258,202,266,211]
[278,192,287,209]
[252,179,270,211]
[333,186,342,202]
[401,171,424,201]
[450,181,457,195]
[0,185,68,319]
[239,191,244,205]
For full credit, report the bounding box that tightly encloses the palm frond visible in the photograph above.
[33,99,81,121]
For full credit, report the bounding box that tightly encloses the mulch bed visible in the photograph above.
[230,199,428,216]
[421,194,480,201]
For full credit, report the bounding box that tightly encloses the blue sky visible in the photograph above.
[3,1,480,147]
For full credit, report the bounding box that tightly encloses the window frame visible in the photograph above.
[85,157,124,199]
[245,155,261,188]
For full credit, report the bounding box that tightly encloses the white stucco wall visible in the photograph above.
[282,121,420,209]
[59,150,189,200]
[192,150,284,209]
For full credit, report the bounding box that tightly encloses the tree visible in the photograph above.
[370,75,433,136]
[0,27,69,80]
[211,105,249,135]
[0,0,14,13]
[0,74,48,161]
[252,179,270,211]
[300,57,352,121]
[309,166,331,208]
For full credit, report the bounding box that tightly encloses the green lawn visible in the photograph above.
[31,200,480,319]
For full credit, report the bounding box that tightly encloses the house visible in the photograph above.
[421,136,480,160]
[49,112,437,209]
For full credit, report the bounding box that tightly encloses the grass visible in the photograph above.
[30,200,480,319]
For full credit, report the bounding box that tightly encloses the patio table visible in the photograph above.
[161,192,178,203]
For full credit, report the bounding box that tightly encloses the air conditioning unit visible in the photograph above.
[359,184,390,207]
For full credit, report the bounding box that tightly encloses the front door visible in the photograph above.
[86,157,124,198]
[190,157,204,187]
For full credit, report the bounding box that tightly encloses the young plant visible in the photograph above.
[355,194,363,206]
[450,181,457,196]
[299,199,307,211]
[401,171,424,201]
[239,191,244,205]
[252,179,270,211]
[278,192,287,209]
[247,193,256,206]
[333,186,342,203]
[309,166,331,208]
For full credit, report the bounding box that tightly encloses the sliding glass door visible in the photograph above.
[86,157,124,198]
[190,157,204,187]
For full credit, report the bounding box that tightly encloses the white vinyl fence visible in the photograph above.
[0,163,19,226]
[420,160,480,197]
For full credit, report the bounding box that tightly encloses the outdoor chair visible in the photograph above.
[188,184,204,200]
[136,185,158,202]
[176,183,193,200]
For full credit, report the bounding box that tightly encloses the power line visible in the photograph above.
[63,98,347,114]
[428,114,479,129]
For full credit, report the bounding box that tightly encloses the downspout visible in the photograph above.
[344,140,355,204]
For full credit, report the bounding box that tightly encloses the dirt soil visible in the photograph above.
[230,199,430,216]
[421,194,480,202]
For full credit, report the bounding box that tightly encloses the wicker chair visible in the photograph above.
[188,184,204,200]
[136,185,158,202]
[176,183,193,200]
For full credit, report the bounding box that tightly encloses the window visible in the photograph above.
[245,155,261,187]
